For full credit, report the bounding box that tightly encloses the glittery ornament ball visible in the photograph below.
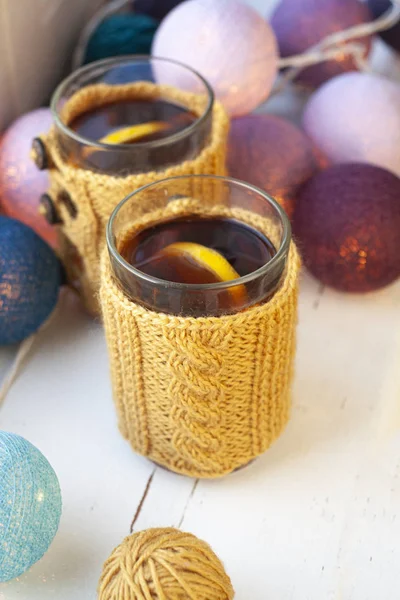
[0,108,57,248]
[228,114,319,218]
[134,0,185,21]
[98,528,234,600]
[83,14,158,64]
[293,163,400,292]
[0,217,62,345]
[367,0,400,52]
[271,0,373,88]
[303,72,400,178]
[152,0,278,117]
[0,431,62,582]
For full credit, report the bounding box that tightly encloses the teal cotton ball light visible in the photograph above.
[0,431,62,582]
[83,14,158,64]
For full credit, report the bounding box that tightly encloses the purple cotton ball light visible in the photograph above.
[228,114,319,218]
[293,163,400,292]
[271,0,373,88]
[152,0,278,117]
[303,72,400,178]
[0,109,57,248]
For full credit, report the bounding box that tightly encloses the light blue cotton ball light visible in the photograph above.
[0,431,62,582]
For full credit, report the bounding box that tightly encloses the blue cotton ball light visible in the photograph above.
[0,431,62,582]
[0,217,62,345]
[83,14,158,64]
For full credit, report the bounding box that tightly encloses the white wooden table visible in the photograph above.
[2,1,400,598]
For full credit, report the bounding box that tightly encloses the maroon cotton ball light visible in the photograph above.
[293,163,400,292]
[270,0,374,88]
[228,114,319,218]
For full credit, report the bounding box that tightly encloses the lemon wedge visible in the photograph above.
[161,242,247,305]
[99,122,168,145]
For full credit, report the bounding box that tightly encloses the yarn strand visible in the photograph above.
[274,0,400,91]
[0,335,37,409]
[0,295,65,409]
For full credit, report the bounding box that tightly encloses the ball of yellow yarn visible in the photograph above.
[98,527,234,600]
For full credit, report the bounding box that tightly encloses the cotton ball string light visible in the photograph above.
[303,72,400,177]
[0,109,57,248]
[83,14,158,65]
[98,528,234,600]
[0,217,62,345]
[134,0,185,21]
[152,0,278,117]
[367,0,400,53]
[228,114,319,218]
[0,431,62,582]
[293,163,400,292]
[271,0,373,88]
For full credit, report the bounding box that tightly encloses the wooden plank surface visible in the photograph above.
[1,274,400,599]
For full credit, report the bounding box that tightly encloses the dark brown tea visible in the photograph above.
[114,216,278,316]
[121,216,275,281]
[70,98,198,144]
[69,98,200,172]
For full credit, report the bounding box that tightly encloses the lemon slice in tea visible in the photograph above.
[99,122,168,145]
[160,242,247,305]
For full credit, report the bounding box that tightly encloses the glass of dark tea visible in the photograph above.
[107,175,291,317]
[50,56,214,174]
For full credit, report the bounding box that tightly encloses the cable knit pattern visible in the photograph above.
[39,82,229,314]
[100,204,300,478]
[166,326,227,474]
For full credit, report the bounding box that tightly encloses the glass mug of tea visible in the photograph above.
[101,175,300,478]
[33,57,229,314]
[49,56,215,175]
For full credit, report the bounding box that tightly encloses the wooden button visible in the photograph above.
[58,190,78,219]
[31,137,49,170]
[39,194,63,225]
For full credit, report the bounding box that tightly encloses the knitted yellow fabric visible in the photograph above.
[98,528,234,600]
[39,82,229,314]
[100,200,300,478]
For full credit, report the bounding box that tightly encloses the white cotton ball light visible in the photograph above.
[152,0,279,117]
[303,72,400,177]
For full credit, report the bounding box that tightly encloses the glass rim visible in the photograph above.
[50,55,215,152]
[106,175,292,292]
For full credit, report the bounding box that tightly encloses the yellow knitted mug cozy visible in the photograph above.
[98,528,234,600]
[33,82,229,315]
[100,196,300,478]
